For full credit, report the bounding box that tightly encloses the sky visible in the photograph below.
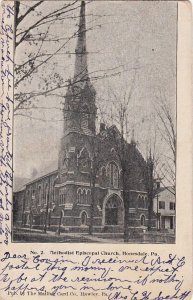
[14,1,177,181]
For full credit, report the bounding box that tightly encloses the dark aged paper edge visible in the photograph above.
[0,1,192,300]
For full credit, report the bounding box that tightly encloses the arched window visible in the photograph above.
[32,189,35,207]
[105,195,120,225]
[138,195,146,208]
[26,190,30,209]
[86,190,91,203]
[45,184,49,205]
[106,197,118,209]
[101,166,106,184]
[141,215,146,226]
[62,149,69,168]
[138,195,141,208]
[81,105,89,130]
[59,189,66,205]
[38,186,42,206]
[77,189,81,203]
[144,196,148,209]
[111,148,116,155]
[109,162,119,188]
[81,211,87,225]
[77,147,90,171]
[142,196,145,208]
[80,189,84,204]
[82,189,86,203]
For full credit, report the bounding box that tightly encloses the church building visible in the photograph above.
[13,1,156,235]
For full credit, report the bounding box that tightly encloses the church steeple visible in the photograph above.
[63,0,96,137]
[74,1,88,84]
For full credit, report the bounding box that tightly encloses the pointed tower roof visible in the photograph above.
[131,128,136,146]
[64,0,96,107]
[73,1,88,84]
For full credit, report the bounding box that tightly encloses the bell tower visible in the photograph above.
[58,1,97,183]
[63,1,96,136]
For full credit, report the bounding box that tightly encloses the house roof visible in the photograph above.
[157,187,175,202]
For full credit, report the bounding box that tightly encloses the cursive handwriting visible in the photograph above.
[0,252,191,299]
[0,3,14,245]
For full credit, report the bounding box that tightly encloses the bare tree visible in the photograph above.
[143,150,157,230]
[155,91,176,195]
[14,1,124,119]
[102,71,137,242]
[14,1,82,116]
[87,136,104,235]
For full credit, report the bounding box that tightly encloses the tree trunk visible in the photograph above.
[146,156,154,231]
[48,211,51,228]
[43,196,49,233]
[123,189,129,242]
[148,195,153,231]
[30,211,32,231]
[22,198,25,226]
[57,210,62,235]
[14,1,20,51]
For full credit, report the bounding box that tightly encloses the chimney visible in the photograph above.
[157,181,160,189]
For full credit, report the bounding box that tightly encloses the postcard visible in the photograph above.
[0,0,192,299]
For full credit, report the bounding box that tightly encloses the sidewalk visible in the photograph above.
[13,227,124,243]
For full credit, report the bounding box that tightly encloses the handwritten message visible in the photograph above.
[0,2,14,245]
[0,251,191,300]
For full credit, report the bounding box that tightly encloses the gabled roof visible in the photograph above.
[156,187,175,202]
[13,177,30,193]
[13,160,58,192]
[26,169,58,186]
[98,124,146,164]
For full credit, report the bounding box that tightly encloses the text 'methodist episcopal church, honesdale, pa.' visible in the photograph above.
[13,1,158,238]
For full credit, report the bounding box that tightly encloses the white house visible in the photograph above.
[153,187,175,232]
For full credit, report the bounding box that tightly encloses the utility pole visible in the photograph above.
[157,194,159,230]
[43,193,49,233]
[30,188,32,232]
[43,178,50,233]
[22,196,25,227]
[57,210,63,236]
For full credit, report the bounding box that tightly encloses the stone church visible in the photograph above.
[13,1,155,234]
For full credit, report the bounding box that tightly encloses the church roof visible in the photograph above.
[13,177,30,193]
[13,161,58,192]
[26,162,58,186]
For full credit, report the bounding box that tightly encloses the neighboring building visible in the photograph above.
[153,187,175,232]
[13,187,26,228]
[13,1,156,234]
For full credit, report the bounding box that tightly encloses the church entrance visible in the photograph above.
[105,195,123,225]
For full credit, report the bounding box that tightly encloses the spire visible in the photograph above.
[147,148,154,170]
[131,128,136,146]
[74,1,88,84]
